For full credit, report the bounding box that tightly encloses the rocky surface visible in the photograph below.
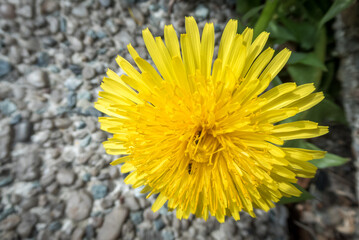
[0,0,357,239]
[334,2,359,239]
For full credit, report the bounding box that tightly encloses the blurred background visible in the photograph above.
[0,0,358,239]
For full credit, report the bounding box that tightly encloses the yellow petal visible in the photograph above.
[200,23,214,79]
[164,24,181,58]
[185,16,201,69]
[152,192,168,212]
[260,48,291,81]
[218,19,238,66]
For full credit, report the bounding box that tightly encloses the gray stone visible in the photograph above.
[41,0,59,14]
[0,3,16,19]
[130,211,143,225]
[194,4,209,20]
[47,17,59,33]
[54,118,72,129]
[10,114,22,125]
[37,52,50,67]
[77,99,92,110]
[143,207,160,221]
[109,167,119,179]
[56,169,76,186]
[37,229,51,240]
[12,86,26,100]
[124,18,136,34]
[14,121,32,142]
[92,131,107,142]
[67,92,77,108]
[72,6,88,18]
[17,152,41,181]
[40,119,53,130]
[101,198,114,209]
[66,191,93,221]
[0,207,15,221]
[82,173,91,182]
[91,185,108,199]
[82,66,96,80]
[0,214,20,230]
[124,195,140,211]
[220,218,237,238]
[92,214,104,228]
[32,130,50,145]
[40,172,55,187]
[154,218,165,231]
[97,206,129,240]
[16,212,37,238]
[0,99,16,116]
[60,17,67,32]
[80,135,92,147]
[19,38,40,51]
[20,197,37,211]
[65,77,83,90]
[62,148,76,162]
[49,221,62,232]
[162,229,175,240]
[16,5,33,18]
[8,46,21,64]
[121,221,135,240]
[10,194,21,205]
[27,70,49,88]
[69,64,83,75]
[75,120,86,129]
[0,125,11,161]
[77,91,92,101]
[114,30,133,47]
[86,225,95,239]
[46,182,59,194]
[84,107,102,117]
[69,37,83,52]
[99,0,112,7]
[0,176,13,187]
[71,227,85,240]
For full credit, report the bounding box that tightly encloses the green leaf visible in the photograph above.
[285,140,349,169]
[287,64,320,87]
[319,0,356,28]
[236,0,262,15]
[280,19,317,50]
[304,99,347,124]
[267,21,297,42]
[311,152,349,168]
[271,76,283,88]
[278,184,314,204]
[281,98,347,124]
[320,61,335,92]
[288,52,327,71]
[299,142,349,168]
[242,5,264,23]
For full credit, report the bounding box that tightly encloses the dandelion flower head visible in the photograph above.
[95,17,328,222]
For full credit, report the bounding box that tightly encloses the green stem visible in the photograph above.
[312,27,326,88]
[253,0,280,38]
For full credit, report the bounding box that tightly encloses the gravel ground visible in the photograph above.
[0,0,357,240]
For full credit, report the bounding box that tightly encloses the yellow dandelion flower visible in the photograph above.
[95,17,328,223]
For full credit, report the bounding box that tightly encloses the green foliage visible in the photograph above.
[285,140,349,168]
[236,0,353,125]
[236,0,355,205]
[319,0,356,28]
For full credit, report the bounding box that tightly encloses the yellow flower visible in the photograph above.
[95,17,328,222]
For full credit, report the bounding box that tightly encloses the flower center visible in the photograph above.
[185,128,222,164]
